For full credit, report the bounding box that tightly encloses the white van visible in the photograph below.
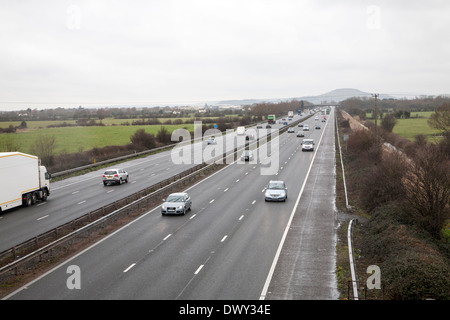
[236,126,246,135]
[301,139,315,151]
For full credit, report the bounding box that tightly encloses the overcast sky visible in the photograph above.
[1,0,449,111]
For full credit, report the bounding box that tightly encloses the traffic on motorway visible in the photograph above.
[2,107,335,300]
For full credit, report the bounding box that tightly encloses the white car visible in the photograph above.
[102,168,129,185]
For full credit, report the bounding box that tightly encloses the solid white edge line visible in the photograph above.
[163,234,172,241]
[194,264,204,274]
[259,111,331,300]
[4,156,235,300]
[123,263,136,273]
[3,116,304,300]
[2,203,161,300]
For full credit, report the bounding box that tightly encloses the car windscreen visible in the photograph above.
[104,170,117,175]
[166,195,184,202]
[268,182,284,189]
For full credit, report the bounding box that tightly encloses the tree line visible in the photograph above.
[340,95,450,120]
[0,105,245,122]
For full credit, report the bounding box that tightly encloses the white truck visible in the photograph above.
[288,111,294,119]
[236,126,246,135]
[0,152,51,212]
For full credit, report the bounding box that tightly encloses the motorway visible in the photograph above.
[0,115,300,251]
[3,109,338,300]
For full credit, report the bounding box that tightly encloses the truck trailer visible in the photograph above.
[0,152,51,212]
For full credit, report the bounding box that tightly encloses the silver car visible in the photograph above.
[264,180,288,202]
[102,168,129,186]
[161,192,192,215]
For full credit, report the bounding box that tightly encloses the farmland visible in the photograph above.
[0,123,196,155]
[366,111,441,141]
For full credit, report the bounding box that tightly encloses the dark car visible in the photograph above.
[240,150,254,161]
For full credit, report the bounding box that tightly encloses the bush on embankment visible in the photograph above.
[339,112,450,299]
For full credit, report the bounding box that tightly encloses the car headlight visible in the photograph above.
[177,205,183,209]
[265,191,271,197]
[161,205,166,209]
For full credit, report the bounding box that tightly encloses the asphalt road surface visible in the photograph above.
[0,114,303,251]
[4,110,338,300]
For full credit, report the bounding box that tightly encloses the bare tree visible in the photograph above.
[130,128,156,149]
[403,144,450,239]
[30,134,56,166]
[428,102,450,133]
[381,113,397,132]
[156,126,171,144]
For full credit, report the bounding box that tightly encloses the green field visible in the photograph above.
[0,124,195,155]
[393,118,441,141]
[0,115,241,155]
[366,111,441,141]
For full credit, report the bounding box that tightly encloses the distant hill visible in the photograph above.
[217,88,395,106]
[298,88,372,103]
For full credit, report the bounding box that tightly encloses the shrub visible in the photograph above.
[359,204,450,299]
[156,126,171,144]
[130,129,156,149]
[347,129,382,163]
[359,152,406,212]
